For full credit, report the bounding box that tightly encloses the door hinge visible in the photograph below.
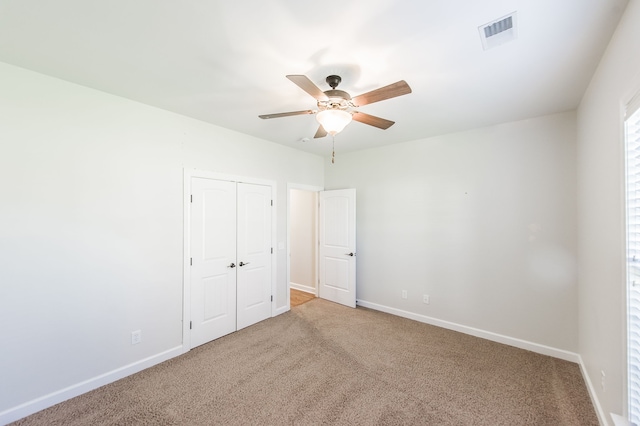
[190,257,192,266]
[271,295,273,302]
[271,247,273,254]
[271,199,273,206]
[190,321,192,330]
[191,194,193,203]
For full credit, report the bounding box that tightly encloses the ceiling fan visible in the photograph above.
[259,74,412,138]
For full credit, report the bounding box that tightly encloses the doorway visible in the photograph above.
[287,184,357,309]
[288,185,321,308]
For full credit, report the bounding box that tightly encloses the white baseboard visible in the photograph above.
[0,345,183,425]
[577,355,609,426]
[355,299,580,363]
[611,413,631,426]
[273,304,290,316]
[290,282,316,294]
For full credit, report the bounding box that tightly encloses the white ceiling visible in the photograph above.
[0,0,629,157]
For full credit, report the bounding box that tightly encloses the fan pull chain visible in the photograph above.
[332,135,335,164]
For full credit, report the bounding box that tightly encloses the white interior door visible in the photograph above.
[319,189,356,308]
[236,182,272,330]
[190,177,237,347]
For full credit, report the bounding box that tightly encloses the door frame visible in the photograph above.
[286,183,323,310]
[183,168,277,352]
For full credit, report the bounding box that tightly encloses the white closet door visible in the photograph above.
[236,182,273,330]
[319,189,356,308]
[190,178,237,347]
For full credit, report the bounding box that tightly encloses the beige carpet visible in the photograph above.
[12,299,598,425]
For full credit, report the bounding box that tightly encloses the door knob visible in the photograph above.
[345,252,355,257]
[227,262,236,268]
[239,261,250,267]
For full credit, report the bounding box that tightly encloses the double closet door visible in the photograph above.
[190,178,272,348]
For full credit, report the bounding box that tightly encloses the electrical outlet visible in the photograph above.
[131,330,142,345]
[423,294,430,304]
[402,290,407,299]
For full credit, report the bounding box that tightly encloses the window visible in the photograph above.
[625,96,640,425]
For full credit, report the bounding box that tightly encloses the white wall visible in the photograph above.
[577,1,640,421]
[0,61,324,420]
[325,111,578,353]
[290,189,317,292]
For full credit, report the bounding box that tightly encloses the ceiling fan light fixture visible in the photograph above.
[316,109,352,136]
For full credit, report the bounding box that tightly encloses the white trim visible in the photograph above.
[269,186,278,318]
[273,304,290,316]
[183,168,277,350]
[182,169,191,354]
[622,73,640,119]
[290,282,316,294]
[611,413,631,426]
[356,299,580,363]
[621,95,631,424]
[287,183,325,192]
[0,345,183,425]
[578,355,609,426]
[286,183,323,311]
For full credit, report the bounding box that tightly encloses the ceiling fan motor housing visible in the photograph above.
[319,89,352,112]
[321,76,352,111]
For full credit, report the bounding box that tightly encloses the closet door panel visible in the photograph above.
[237,183,272,330]
[190,178,237,347]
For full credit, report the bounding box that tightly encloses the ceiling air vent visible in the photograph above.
[479,12,517,50]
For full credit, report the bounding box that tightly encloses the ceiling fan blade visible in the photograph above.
[352,111,395,129]
[351,80,412,107]
[259,110,315,119]
[314,125,328,138]
[286,75,329,101]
